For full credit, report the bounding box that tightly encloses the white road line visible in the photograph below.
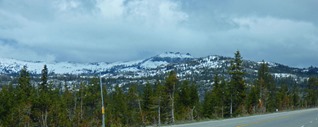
[301,125,305,127]
[309,121,312,123]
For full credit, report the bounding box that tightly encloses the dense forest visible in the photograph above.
[0,51,318,127]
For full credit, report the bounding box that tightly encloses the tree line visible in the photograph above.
[0,51,318,126]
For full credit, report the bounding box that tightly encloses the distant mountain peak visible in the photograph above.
[157,52,193,59]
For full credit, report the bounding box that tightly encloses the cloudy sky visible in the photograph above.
[0,0,317,67]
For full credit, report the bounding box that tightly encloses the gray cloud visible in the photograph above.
[0,38,18,46]
[0,0,317,67]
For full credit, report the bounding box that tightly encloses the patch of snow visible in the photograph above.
[302,69,309,73]
[273,73,297,78]
[140,60,168,69]
[120,67,140,72]
[257,61,277,67]
[112,60,143,67]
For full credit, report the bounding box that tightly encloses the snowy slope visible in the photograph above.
[0,52,194,75]
[0,52,316,81]
[0,57,109,74]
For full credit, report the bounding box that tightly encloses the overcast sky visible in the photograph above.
[0,0,317,67]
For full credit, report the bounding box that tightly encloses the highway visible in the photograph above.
[170,108,318,127]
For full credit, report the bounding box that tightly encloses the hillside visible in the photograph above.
[0,52,317,87]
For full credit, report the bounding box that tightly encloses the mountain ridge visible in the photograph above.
[0,52,317,80]
[0,52,193,75]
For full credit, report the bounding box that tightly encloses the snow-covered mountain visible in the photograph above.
[0,52,317,81]
[0,52,193,75]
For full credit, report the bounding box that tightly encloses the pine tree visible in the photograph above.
[63,83,75,126]
[111,85,128,126]
[212,73,222,118]
[189,83,199,120]
[246,85,258,114]
[143,82,154,122]
[219,77,228,118]
[18,66,32,98]
[228,51,246,117]
[153,81,165,126]
[40,65,48,91]
[203,73,225,119]
[0,83,18,126]
[48,83,69,126]
[176,80,192,120]
[256,61,274,113]
[277,84,289,110]
[33,65,50,127]
[290,83,300,109]
[305,77,318,107]
[16,66,33,126]
[126,84,143,126]
[266,83,277,112]
[83,78,103,126]
[164,71,178,124]
[202,87,213,118]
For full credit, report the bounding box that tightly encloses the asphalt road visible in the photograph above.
[170,108,318,127]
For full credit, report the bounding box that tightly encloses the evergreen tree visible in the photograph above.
[63,83,75,126]
[256,61,274,113]
[176,80,191,120]
[277,84,290,110]
[202,87,213,118]
[39,65,48,91]
[211,73,223,118]
[33,65,50,127]
[83,78,103,126]
[127,84,143,126]
[142,82,153,112]
[219,77,228,118]
[48,84,69,126]
[189,83,199,120]
[164,71,178,124]
[176,80,198,120]
[143,82,154,122]
[153,81,165,126]
[228,51,246,117]
[290,83,300,109]
[266,83,277,112]
[18,66,32,98]
[17,66,34,126]
[111,85,128,126]
[0,83,18,126]
[203,73,229,119]
[305,77,318,107]
[246,85,258,114]
[203,73,218,118]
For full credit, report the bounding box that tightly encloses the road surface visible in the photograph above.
[170,108,318,127]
